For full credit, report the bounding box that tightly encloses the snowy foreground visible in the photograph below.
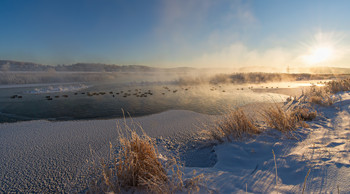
[0,92,350,193]
[0,110,214,192]
[185,92,350,193]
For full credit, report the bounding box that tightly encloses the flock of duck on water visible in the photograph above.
[9,86,190,101]
[9,85,284,101]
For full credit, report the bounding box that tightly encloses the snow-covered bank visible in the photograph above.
[1,91,350,193]
[185,92,350,193]
[0,110,214,193]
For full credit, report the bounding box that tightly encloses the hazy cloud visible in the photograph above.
[187,43,294,68]
[153,0,258,61]
[159,30,350,69]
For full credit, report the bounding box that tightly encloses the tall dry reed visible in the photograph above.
[304,86,335,106]
[88,131,168,193]
[88,118,203,193]
[326,78,350,94]
[209,108,260,142]
[262,103,309,134]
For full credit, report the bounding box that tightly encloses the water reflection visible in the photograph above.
[0,82,298,123]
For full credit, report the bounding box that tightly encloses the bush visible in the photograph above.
[88,125,203,193]
[209,108,260,142]
[291,106,317,121]
[88,131,168,193]
[301,78,350,106]
[326,78,350,94]
[304,86,335,106]
[262,103,309,134]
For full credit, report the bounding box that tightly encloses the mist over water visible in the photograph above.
[0,69,334,123]
[0,80,292,123]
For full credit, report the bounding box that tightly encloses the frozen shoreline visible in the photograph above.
[0,110,214,192]
[1,89,350,193]
[184,91,350,193]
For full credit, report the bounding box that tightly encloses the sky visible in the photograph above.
[1,0,350,68]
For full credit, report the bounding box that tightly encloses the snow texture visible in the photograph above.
[184,92,350,193]
[1,92,350,193]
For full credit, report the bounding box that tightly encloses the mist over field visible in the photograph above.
[1,60,350,85]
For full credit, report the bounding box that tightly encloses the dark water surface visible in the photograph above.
[0,82,291,123]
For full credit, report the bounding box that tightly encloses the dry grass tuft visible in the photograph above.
[116,132,168,192]
[88,131,168,193]
[262,103,309,134]
[303,86,335,106]
[326,78,350,94]
[302,78,350,106]
[209,108,260,142]
[88,120,203,193]
[291,107,317,121]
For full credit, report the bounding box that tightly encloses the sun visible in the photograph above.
[303,46,334,65]
[300,32,343,66]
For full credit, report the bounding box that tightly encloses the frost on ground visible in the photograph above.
[0,110,214,193]
[1,92,350,193]
[183,92,350,193]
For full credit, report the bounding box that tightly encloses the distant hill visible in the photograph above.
[300,67,350,74]
[238,66,284,73]
[238,65,350,74]
[0,60,50,71]
[1,60,349,74]
[0,60,195,72]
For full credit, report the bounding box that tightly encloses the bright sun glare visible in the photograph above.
[304,46,334,65]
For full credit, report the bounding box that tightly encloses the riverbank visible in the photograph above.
[2,86,349,193]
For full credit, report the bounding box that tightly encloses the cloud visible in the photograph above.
[153,2,350,69]
[153,0,258,61]
[225,0,257,25]
[155,0,212,43]
[187,42,294,68]
[158,30,350,69]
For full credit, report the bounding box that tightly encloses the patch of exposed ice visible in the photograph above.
[26,84,89,94]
